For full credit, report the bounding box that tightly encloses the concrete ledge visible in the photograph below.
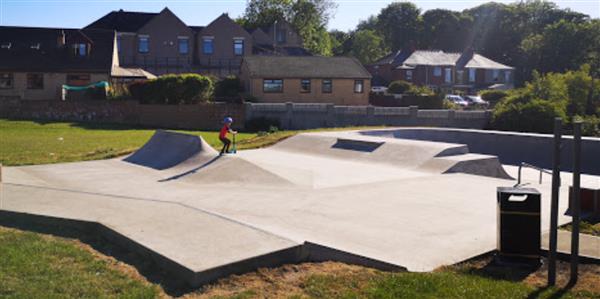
[0,210,407,288]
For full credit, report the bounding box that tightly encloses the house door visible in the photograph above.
[444,68,452,84]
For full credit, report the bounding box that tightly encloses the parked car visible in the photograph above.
[464,95,489,108]
[445,94,469,107]
[371,86,388,94]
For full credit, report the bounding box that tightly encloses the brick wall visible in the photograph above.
[0,99,245,130]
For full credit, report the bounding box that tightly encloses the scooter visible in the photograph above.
[231,133,237,154]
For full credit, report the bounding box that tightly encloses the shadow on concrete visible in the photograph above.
[158,155,223,182]
[0,213,196,296]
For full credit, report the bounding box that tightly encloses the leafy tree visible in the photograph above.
[376,2,422,50]
[421,9,472,51]
[329,29,352,56]
[241,0,336,56]
[350,29,388,64]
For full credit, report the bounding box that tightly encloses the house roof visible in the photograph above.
[111,66,156,79]
[243,56,371,79]
[463,54,513,70]
[85,9,158,32]
[0,26,116,73]
[403,50,461,66]
[389,50,514,70]
[189,25,205,33]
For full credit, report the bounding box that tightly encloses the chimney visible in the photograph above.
[57,30,66,48]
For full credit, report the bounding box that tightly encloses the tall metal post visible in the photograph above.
[548,118,562,286]
[570,121,582,285]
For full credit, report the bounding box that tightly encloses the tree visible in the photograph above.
[329,29,352,56]
[350,29,388,64]
[290,0,336,56]
[241,0,336,56]
[243,0,293,29]
[421,9,472,51]
[376,2,422,50]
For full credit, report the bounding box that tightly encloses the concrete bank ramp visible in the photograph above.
[419,153,513,179]
[271,132,468,169]
[124,130,217,170]
[181,155,297,187]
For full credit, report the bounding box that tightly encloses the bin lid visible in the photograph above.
[497,186,540,195]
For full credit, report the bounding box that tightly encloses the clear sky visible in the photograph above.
[0,0,598,31]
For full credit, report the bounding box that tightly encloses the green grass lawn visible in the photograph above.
[0,226,158,298]
[0,119,261,166]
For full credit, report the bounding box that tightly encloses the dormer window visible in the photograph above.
[30,43,40,50]
[1,42,11,49]
[73,43,87,56]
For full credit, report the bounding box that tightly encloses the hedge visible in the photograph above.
[492,94,567,134]
[129,74,214,104]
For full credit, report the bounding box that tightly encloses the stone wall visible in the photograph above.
[245,102,491,130]
[0,99,491,131]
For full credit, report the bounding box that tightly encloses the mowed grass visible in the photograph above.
[0,119,259,166]
[0,226,158,298]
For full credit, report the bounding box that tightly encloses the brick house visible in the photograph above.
[240,56,371,105]
[367,49,514,92]
[0,26,152,100]
[86,8,195,75]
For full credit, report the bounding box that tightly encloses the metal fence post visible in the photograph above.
[570,121,582,285]
[548,117,562,286]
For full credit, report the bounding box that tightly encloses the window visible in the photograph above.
[492,69,500,81]
[1,42,11,49]
[300,79,311,93]
[406,70,413,81]
[26,73,44,89]
[233,39,244,56]
[66,74,91,86]
[178,37,189,54]
[138,36,149,53]
[276,29,286,43]
[354,80,364,93]
[322,79,332,93]
[73,43,87,56]
[263,79,283,93]
[456,70,464,84]
[444,68,452,83]
[469,69,476,82]
[203,38,213,54]
[504,70,511,83]
[0,73,13,89]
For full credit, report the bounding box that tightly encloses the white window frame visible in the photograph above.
[233,38,244,56]
[354,80,364,93]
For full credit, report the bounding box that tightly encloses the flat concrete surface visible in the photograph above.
[1,129,590,285]
[542,230,600,260]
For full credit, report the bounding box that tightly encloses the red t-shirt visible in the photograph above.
[219,124,229,139]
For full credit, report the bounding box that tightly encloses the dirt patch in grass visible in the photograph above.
[189,262,379,298]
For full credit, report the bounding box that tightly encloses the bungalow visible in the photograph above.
[240,56,371,106]
[0,26,152,100]
[367,49,514,92]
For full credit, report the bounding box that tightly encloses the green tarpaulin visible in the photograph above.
[62,81,109,91]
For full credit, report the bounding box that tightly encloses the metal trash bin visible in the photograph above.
[497,187,541,265]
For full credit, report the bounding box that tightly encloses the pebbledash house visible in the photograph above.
[366,48,514,93]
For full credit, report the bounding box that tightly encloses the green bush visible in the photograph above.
[492,94,567,134]
[575,115,600,136]
[215,76,243,98]
[479,90,509,107]
[129,74,213,105]
[387,80,413,94]
[245,117,281,132]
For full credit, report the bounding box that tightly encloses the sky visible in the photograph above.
[0,0,598,31]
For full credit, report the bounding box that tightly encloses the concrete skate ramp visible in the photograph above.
[361,128,600,176]
[124,130,217,170]
[271,132,468,169]
[182,156,296,186]
[419,153,513,179]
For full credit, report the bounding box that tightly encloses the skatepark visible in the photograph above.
[1,128,597,287]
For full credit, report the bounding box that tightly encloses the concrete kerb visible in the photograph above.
[0,210,407,288]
